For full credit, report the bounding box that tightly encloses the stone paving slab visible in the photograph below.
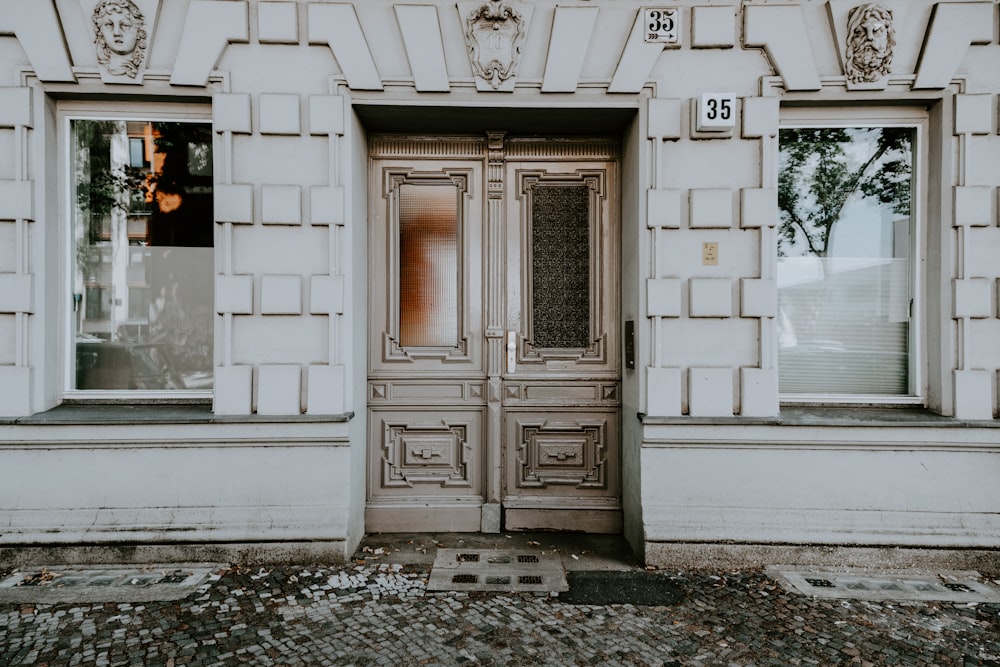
[0,564,219,604]
[2,559,999,666]
[769,567,1000,604]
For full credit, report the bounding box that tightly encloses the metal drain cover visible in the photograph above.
[0,564,219,603]
[427,549,568,593]
[768,567,1000,603]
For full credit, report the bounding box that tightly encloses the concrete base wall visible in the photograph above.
[641,417,1000,551]
[0,415,355,557]
[0,541,351,569]
[643,543,1000,577]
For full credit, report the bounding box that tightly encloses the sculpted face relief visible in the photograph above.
[92,0,147,78]
[100,7,138,55]
[845,3,895,83]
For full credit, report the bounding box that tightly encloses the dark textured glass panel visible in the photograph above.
[398,183,459,347]
[531,185,590,348]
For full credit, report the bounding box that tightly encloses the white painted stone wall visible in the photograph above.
[0,419,353,550]
[0,1,997,557]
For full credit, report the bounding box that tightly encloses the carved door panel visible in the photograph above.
[367,144,487,532]
[366,136,620,533]
[500,157,621,533]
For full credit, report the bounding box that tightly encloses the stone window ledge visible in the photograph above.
[640,407,998,428]
[3,404,354,426]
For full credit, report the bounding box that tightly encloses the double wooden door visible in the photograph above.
[366,134,620,533]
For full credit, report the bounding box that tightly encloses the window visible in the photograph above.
[68,116,213,393]
[778,109,923,401]
[397,182,460,348]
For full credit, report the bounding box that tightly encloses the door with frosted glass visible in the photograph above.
[367,136,620,533]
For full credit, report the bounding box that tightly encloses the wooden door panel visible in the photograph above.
[503,411,619,496]
[367,408,485,498]
[368,159,485,378]
[366,407,486,532]
[501,380,620,405]
[503,163,619,377]
[500,158,621,531]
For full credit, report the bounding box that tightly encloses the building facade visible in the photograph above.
[0,0,998,564]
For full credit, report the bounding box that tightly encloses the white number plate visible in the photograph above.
[644,8,679,44]
[697,93,737,132]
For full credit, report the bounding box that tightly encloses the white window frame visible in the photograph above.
[60,101,215,401]
[778,106,927,405]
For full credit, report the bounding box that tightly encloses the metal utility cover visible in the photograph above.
[0,564,219,603]
[768,567,1000,603]
[427,549,568,593]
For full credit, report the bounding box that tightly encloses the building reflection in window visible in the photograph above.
[71,119,213,391]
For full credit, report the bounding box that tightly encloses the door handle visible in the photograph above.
[506,331,517,374]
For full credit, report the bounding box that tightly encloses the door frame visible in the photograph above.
[365,133,622,534]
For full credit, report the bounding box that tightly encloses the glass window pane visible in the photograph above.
[398,183,459,348]
[71,119,214,391]
[531,184,591,349]
[777,127,913,395]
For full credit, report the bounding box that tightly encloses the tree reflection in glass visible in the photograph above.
[71,119,214,391]
[777,127,914,395]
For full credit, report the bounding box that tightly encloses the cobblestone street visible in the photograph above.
[2,538,999,667]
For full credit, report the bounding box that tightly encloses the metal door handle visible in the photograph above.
[506,331,517,374]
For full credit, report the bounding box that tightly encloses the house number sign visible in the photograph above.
[644,8,678,44]
[696,92,736,132]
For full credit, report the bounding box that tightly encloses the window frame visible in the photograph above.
[777,106,927,406]
[60,101,215,401]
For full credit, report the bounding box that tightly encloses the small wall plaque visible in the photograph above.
[696,92,736,132]
[644,8,679,44]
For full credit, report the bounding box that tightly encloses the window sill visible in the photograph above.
[640,406,998,428]
[4,404,354,426]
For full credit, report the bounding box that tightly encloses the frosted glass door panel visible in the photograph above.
[398,183,460,348]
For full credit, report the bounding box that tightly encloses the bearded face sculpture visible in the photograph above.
[845,4,895,84]
[92,0,147,78]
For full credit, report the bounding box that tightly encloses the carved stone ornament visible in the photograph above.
[844,3,895,85]
[460,0,533,92]
[83,0,160,84]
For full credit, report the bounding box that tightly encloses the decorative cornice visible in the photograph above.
[368,135,487,159]
[505,137,620,160]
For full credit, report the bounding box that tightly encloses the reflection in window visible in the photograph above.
[777,127,913,395]
[397,183,459,347]
[71,119,213,391]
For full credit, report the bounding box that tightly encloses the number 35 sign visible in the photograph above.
[696,93,737,132]
[644,8,679,44]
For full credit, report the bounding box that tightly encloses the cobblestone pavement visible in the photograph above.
[1,552,999,667]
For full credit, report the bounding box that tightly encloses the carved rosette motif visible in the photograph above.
[844,3,895,86]
[460,0,532,92]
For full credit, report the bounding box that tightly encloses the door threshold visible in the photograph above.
[354,531,640,571]
[503,507,622,534]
